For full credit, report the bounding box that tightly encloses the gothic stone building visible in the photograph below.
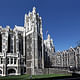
[0,7,80,76]
[0,7,47,76]
[50,47,80,70]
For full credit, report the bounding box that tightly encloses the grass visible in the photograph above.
[0,74,72,80]
[32,74,72,79]
[0,74,30,80]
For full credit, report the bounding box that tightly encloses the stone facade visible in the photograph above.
[0,7,80,76]
[0,7,45,76]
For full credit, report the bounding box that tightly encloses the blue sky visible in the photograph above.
[0,0,80,51]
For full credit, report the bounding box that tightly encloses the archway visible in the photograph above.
[8,69,16,75]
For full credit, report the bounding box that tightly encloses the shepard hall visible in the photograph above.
[0,7,80,76]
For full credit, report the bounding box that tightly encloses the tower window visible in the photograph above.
[1,58,3,64]
[7,58,9,64]
[14,58,16,64]
[11,58,13,64]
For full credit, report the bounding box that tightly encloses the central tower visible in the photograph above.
[24,7,44,75]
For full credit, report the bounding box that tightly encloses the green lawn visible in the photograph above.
[0,74,72,80]
[32,74,72,79]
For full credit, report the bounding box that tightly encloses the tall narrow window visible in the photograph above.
[14,35,16,53]
[1,58,3,64]
[10,34,13,53]
[8,33,13,53]
[8,34,10,53]
[11,58,13,64]
[18,33,23,55]
[7,58,9,64]
[14,58,16,64]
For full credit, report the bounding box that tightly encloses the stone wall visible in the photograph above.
[35,68,69,75]
[50,47,80,70]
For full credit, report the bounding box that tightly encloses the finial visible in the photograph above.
[48,34,50,40]
[37,13,39,17]
[24,14,27,24]
[0,26,2,28]
[25,14,27,20]
[51,38,53,42]
[51,38,53,45]
[6,25,10,29]
[33,7,36,14]
[40,17,42,20]
[28,11,32,17]
[25,14,27,17]
[70,46,73,49]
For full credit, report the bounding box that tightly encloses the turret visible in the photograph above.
[24,7,43,35]
[44,34,55,53]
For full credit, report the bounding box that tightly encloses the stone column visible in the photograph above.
[3,57,7,76]
[42,37,44,69]
[32,20,38,75]
[31,32,35,75]
[2,31,8,76]
[75,50,78,69]
[17,58,21,75]
[66,52,69,68]
[34,33,38,69]
[61,53,63,67]
[23,31,25,56]
[16,32,21,75]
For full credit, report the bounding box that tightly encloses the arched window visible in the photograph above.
[8,69,16,75]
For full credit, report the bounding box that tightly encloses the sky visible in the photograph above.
[0,0,80,51]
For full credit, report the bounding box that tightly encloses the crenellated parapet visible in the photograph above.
[24,7,43,36]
